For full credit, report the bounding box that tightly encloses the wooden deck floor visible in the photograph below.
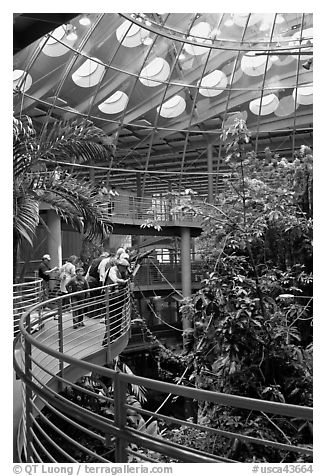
[21,311,129,388]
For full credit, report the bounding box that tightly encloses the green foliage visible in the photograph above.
[13,114,115,281]
[164,120,313,461]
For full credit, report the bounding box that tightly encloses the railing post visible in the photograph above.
[57,299,64,393]
[37,281,43,330]
[114,372,128,463]
[105,287,112,363]
[24,313,34,461]
[124,282,130,336]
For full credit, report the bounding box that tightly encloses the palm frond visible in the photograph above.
[38,175,113,243]
[13,115,35,143]
[13,115,38,177]
[13,195,39,245]
[121,363,147,403]
[38,119,115,164]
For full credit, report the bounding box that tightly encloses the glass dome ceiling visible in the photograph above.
[13,13,313,195]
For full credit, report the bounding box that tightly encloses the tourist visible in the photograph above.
[102,258,129,346]
[86,251,110,318]
[66,267,90,329]
[38,254,58,301]
[59,255,78,294]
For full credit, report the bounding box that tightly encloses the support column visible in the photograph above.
[132,173,142,250]
[181,227,192,302]
[207,143,214,204]
[181,227,194,355]
[47,209,62,269]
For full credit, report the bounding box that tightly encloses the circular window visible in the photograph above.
[116,20,150,47]
[159,95,186,118]
[13,70,32,92]
[41,25,75,57]
[199,70,227,97]
[184,22,212,56]
[274,96,298,117]
[249,94,279,115]
[241,51,272,77]
[139,58,170,87]
[98,91,129,114]
[72,58,106,88]
[293,84,313,105]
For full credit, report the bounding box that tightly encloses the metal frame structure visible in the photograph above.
[13,13,313,195]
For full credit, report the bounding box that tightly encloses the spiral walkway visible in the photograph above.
[13,281,313,463]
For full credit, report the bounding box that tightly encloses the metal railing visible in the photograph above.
[13,279,43,337]
[14,281,312,464]
[134,261,204,287]
[98,194,203,224]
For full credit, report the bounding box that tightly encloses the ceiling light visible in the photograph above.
[66,25,77,41]
[302,58,313,70]
[270,55,279,63]
[79,15,91,26]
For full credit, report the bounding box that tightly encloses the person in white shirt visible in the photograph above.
[97,255,116,285]
[102,259,129,345]
[59,255,78,294]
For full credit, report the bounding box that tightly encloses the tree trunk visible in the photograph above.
[79,237,103,268]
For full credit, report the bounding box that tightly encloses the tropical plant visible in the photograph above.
[162,119,313,461]
[13,114,115,281]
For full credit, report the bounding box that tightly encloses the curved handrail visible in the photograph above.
[13,278,43,337]
[14,282,313,464]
